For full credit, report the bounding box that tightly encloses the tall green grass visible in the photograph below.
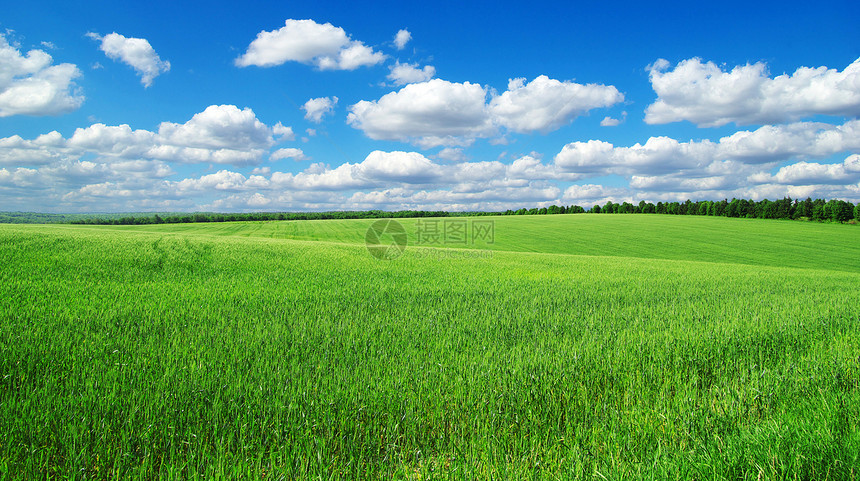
[1,218,858,479]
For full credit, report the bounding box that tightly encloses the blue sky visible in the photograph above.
[1,0,859,212]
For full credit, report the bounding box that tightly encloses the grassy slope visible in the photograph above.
[1,217,859,478]
[62,214,860,272]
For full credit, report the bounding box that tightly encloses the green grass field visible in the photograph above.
[1,215,859,479]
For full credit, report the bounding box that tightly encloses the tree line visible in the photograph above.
[1,197,857,225]
[499,197,858,223]
[581,197,858,223]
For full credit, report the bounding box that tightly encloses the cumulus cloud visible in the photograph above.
[436,147,468,162]
[387,61,435,85]
[562,184,631,205]
[394,29,411,50]
[547,119,860,204]
[4,101,859,211]
[302,96,338,123]
[645,57,860,127]
[157,105,272,150]
[87,32,170,87]
[0,33,83,117]
[1,104,289,168]
[270,147,308,161]
[554,137,717,175]
[268,151,576,196]
[600,111,627,127]
[235,19,385,70]
[7,139,860,212]
[489,76,623,133]
[273,122,295,140]
[717,120,860,163]
[348,79,494,148]
[360,150,441,182]
[751,154,860,185]
[349,75,622,147]
[554,119,860,177]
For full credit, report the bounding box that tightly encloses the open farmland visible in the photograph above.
[1,215,859,479]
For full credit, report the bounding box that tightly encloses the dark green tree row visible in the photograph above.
[3,197,857,225]
[587,197,858,223]
[67,210,469,225]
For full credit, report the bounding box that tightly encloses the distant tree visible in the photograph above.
[619,201,633,213]
[714,199,728,217]
[591,205,601,213]
[855,202,860,221]
[725,199,737,218]
[812,203,826,222]
[667,202,680,215]
[827,200,854,223]
[793,198,809,219]
[603,201,615,214]
[762,200,783,219]
[801,198,814,219]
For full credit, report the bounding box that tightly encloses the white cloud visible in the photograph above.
[359,150,441,182]
[600,111,627,127]
[348,79,494,148]
[629,173,744,192]
[8,140,860,212]
[1,104,284,168]
[156,105,272,150]
[347,182,562,210]
[717,120,860,163]
[175,170,250,192]
[562,184,631,205]
[270,150,575,195]
[394,29,411,50]
[554,119,860,177]
[506,154,582,181]
[5,102,859,211]
[273,122,295,140]
[349,76,623,147]
[387,61,435,85]
[270,148,308,161]
[489,76,623,133]
[247,193,271,207]
[752,154,860,185]
[302,96,338,123]
[645,57,860,127]
[554,137,718,175]
[235,19,385,70]
[0,132,65,166]
[436,147,468,162]
[0,33,83,117]
[87,32,170,87]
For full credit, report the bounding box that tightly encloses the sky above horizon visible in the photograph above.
[1,0,859,213]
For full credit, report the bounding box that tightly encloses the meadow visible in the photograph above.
[0,215,858,479]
